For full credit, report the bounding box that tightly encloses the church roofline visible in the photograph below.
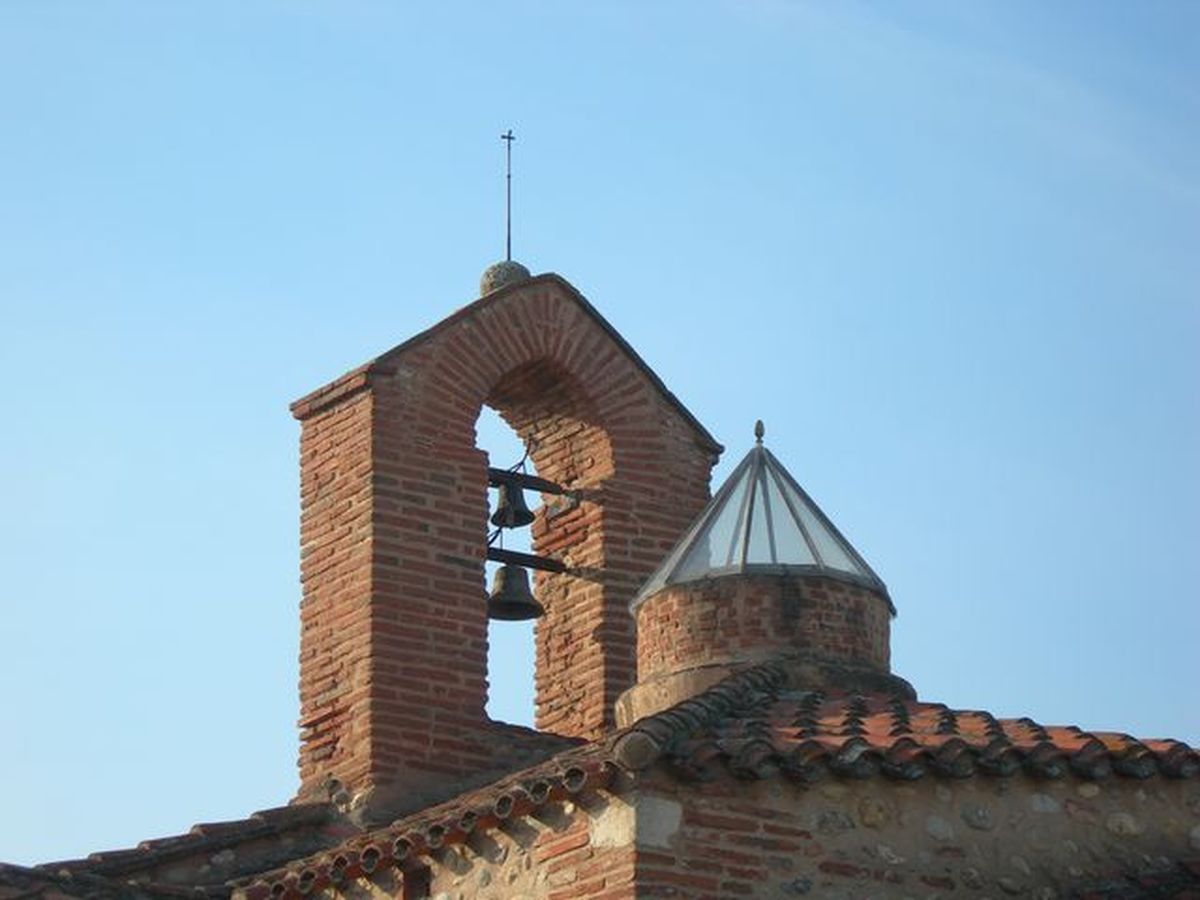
[234,659,1199,900]
[0,862,213,899]
[50,660,1193,899]
[289,272,724,457]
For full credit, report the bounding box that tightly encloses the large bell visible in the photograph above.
[490,480,535,528]
[487,564,545,621]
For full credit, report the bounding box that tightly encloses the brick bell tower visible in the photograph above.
[289,261,721,821]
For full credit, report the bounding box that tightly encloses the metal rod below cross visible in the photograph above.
[501,129,515,261]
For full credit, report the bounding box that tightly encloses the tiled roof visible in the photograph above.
[66,661,1193,900]
[35,803,347,898]
[0,861,208,899]
[233,750,616,900]
[234,661,1199,899]
[612,661,1200,782]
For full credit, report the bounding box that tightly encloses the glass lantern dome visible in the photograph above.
[632,424,892,612]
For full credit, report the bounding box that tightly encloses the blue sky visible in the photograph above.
[1,1,1197,866]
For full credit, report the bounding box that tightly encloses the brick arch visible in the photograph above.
[291,274,719,817]
[483,357,617,736]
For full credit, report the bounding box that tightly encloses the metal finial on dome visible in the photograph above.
[754,420,765,445]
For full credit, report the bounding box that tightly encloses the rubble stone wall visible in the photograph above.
[632,771,1200,898]
[390,797,635,900]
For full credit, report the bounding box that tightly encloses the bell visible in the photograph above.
[490,480,535,528]
[487,564,545,621]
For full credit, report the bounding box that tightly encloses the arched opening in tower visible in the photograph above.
[477,403,537,726]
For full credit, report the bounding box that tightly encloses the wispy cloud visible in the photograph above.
[736,0,1199,206]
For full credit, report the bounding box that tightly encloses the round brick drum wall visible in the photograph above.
[636,573,892,681]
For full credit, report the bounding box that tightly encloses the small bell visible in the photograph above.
[487,564,545,621]
[490,480,535,528]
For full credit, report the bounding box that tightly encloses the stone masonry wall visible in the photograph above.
[424,797,636,900]
[291,275,718,815]
[629,770,1200,898]
[298,797,638,900]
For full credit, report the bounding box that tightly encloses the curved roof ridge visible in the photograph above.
[628,660,1200,783]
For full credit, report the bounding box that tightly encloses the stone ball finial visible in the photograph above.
[480,260,531,296]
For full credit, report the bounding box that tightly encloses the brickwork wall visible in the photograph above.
[630,771,1200,898]
[296,388,376,796]
[485,357,617,739]
[636,573,891,683]
[291,275,717,812]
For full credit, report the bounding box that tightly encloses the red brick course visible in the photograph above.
[636,573,892,682]
[291,274,718,810]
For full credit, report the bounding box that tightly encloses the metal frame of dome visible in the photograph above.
[631,432,893,613]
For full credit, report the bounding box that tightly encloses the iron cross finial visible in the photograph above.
[501,129,515,262]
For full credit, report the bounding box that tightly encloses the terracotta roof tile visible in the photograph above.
[232,750,615,900]
[233,661,1197,900]
[44,804,336,879]
[608,661,1199,784]
[37,803,345,899]
[0,861,224,899]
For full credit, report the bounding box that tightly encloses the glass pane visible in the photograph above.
[764,467,817,565]
[792,495,863,574]
[745,470,776,564]
[672,470,750,581]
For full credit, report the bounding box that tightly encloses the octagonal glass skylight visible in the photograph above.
[632,429,891,611]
